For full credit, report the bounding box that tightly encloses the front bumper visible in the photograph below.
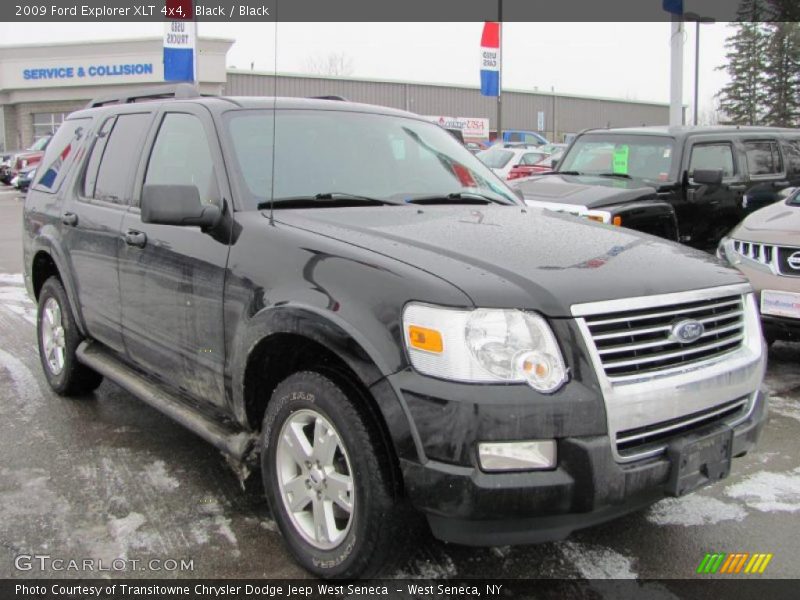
[402,390,766,546]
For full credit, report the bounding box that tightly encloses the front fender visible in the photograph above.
[228,303,421,462]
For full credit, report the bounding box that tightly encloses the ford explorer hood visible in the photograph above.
[274,205,747,316]
[510,174,657,208]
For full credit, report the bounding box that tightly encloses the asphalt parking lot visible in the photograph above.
[1,186,799,585]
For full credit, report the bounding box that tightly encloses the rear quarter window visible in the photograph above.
[32,117,92,194]
[744,140,783,176]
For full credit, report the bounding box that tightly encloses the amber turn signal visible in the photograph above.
[408,325,443,353]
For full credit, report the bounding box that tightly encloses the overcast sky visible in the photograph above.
[0,21,733,117]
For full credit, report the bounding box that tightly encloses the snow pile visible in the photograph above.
[646,495,747,526]
[725,467,800,513]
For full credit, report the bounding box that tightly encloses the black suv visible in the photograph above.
[23,86,767,578]
[513,126,800,251]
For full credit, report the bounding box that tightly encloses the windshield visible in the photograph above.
[788,189,800,206]
[538,149,564,166]
[224,109,518,209]
[476,146,514,169]
[29,136,50,152]
[558,134,676,182]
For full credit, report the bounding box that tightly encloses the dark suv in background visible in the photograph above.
[23,85,767,578]
[513,126,800,250]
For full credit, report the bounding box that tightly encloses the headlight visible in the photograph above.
[585,209,611,224]
[403,303,568,393]
[716,236,730,263]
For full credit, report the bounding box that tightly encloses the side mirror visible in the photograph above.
[141,184,221,228]
[550,159,559,170]
[691,169,723,186]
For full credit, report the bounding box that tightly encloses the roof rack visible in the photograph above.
[85,83,202,109]
[308,95,348,101]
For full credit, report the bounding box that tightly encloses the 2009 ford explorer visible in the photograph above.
[23,85,767,578]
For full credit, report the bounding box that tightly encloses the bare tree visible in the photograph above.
[304,52,355,77]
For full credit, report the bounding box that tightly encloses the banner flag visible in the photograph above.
[164,20,197,82]
[480,22,500,97]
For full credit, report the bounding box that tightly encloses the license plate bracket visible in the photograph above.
[666,426,733,497]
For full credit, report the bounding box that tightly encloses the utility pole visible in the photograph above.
[669,15,684,126]
[497,1,503,142]
[693,21,699,125]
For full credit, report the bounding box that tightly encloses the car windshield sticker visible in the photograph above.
[612,144,629,174]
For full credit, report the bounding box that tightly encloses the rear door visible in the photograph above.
[118,104,232,408]
[741,137,789,212]
[681,138,745,248]
[61,110,155,353]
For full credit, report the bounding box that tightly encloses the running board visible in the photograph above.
[76,341,257,462]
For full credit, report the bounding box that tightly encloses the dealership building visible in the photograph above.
[0,38,672,152]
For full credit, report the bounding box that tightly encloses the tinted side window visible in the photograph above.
[82,116,115,198]
[144,113,219,205]
[91,113,152,204]
[744,140,783,176]
[782,139,800,174]
[32,117,92,194]
[689,144,735,178]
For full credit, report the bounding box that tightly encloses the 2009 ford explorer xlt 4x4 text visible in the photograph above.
[23,85,767,579]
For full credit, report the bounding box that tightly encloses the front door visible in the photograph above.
[681,140,745,249]
[118,105,232,408]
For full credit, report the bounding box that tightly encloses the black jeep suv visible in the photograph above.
[23,85,767,578]
[513,126,800,251]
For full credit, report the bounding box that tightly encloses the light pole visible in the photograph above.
[685,12,715,126]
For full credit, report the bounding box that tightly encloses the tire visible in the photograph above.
[261,371,401,579]
[37,276,103,396]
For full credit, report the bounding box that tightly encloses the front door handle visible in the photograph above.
[123,229,147,248]
[728,184,746,192]
[62,212,78,226]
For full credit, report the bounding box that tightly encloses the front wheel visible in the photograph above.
[37,277,103,395]
[261,371,402,578]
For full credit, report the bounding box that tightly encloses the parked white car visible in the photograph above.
[476,145,547,179]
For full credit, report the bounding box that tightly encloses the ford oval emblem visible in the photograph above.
[670,319,705,344]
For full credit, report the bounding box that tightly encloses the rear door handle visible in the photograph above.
[62,212,78,226]
[123,229,147,248]
[728,184,746,192]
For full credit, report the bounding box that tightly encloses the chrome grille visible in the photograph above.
[732,239,773,266]
[582,294,745,381]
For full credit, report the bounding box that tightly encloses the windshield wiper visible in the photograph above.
[257,193,397,210]
[404,192,513,206]
[539,170,581,176]
[595,173,632,179]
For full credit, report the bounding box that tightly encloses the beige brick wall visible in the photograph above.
[2,105,20,151]
[11,100,88,149]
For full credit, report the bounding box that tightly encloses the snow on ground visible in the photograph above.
[646,494,747,527]
[142,460,181,492]
[557,542,637,579]
[768,395,800,423]
[0,347,44,422]
[0,274,36,326]
[725,467,800,513]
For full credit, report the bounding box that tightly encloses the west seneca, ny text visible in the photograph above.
[14,3,270,18]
